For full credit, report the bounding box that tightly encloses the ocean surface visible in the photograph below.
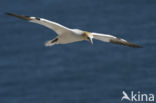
[0,0,156,103]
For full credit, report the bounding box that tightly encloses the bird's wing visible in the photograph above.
[6,12,72,35]
[92,32,142,48]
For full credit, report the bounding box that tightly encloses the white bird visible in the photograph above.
[6,12,142,48]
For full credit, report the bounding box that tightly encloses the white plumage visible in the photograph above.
[6,12,142,48]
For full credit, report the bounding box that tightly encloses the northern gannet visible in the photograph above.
[6,12,142,48]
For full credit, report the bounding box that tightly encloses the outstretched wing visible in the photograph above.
[92,32,142,48]
[6,12,72,35]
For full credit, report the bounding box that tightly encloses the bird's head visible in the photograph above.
[83,31,93,44]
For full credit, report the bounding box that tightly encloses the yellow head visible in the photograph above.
[83,31,93,44]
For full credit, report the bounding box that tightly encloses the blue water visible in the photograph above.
[0,0,156,103]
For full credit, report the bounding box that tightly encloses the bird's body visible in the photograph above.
[6,12,142,48]
[57,29,84,44]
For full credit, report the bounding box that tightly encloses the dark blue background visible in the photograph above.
[0,0,156,103]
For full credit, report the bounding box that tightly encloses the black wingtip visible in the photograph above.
[5,12,32,21]
[5,12,13,16]
[128,42,143,48]
[132,45,143,48]
[135,45,143,48]
[122,43,143,48]
[5,12,16,16]
[110,39,143,48]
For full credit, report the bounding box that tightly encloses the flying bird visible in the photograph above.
[6,12,142,48]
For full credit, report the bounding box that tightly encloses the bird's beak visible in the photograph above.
[83,31,94,44]
[88,38,93,44]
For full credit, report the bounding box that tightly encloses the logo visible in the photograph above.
[121,91,155,102]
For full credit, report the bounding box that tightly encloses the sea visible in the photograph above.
[0,0,156,103]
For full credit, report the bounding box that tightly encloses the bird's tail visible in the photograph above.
[45,38,58,47]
